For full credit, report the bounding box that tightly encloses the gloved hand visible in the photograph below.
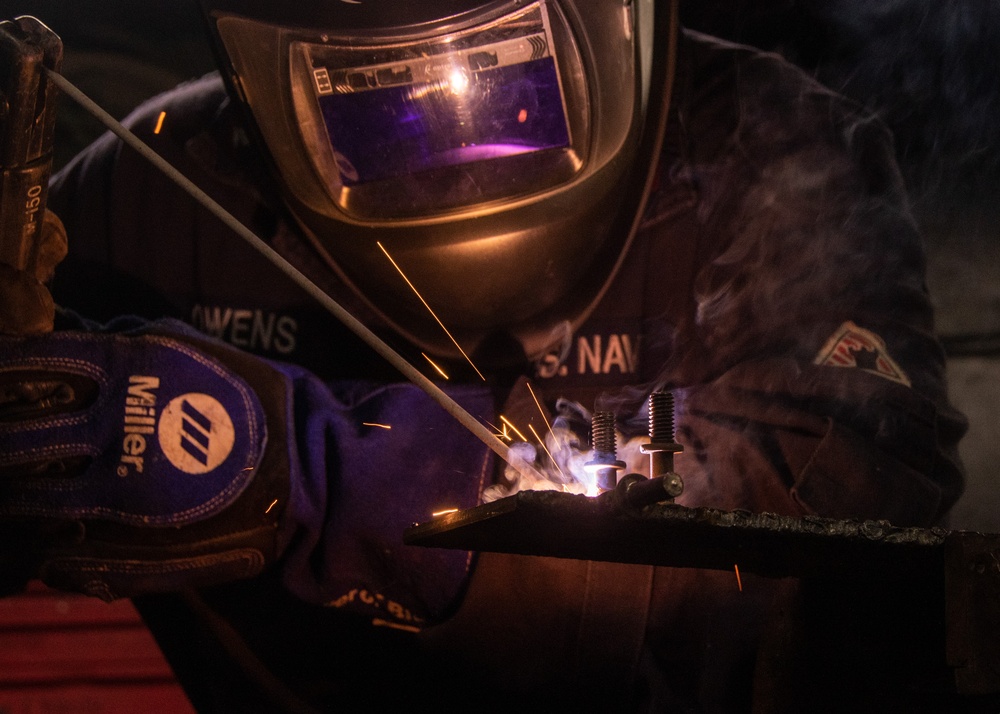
[0,209,67,335]
[0,318,289,599]
[1,316,494,626]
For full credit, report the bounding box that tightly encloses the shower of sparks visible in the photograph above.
[377,241,485,381]
[363,422,392,430]
[734,564,743,592]
[422,352,450,380]
[432,507,459,517]
[153,111,166,134]
[45,67,536,480]
[528,423,566,479]
[499,415,527,442]
[265,499,279,514]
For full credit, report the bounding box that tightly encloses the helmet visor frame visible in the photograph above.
[216,0,592,221]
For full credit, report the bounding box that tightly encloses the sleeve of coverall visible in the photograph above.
[666,46,965,528]
[39,84,494,625]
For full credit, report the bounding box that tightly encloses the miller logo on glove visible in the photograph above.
[0,318,289,600]
[0,316,492,625]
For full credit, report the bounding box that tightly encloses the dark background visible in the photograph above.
[4,0,999,531]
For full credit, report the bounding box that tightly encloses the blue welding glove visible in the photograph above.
[1,318,286,598]
[1,318,492,625]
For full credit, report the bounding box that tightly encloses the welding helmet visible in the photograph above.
[200,0,678,362]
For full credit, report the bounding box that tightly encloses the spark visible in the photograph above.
[734,564,743,592]
[528,423,566,479]
[432,508,459,517]
[486,420,509,440]
[422,352,450,380]
[363,422,392,430]
[377,241,485,381]
[265,499,278,514]
[153,111,166,135]
[525,382,556,441]
[372,618,421,633]
[517,108,528,123]
[499,415,527,443]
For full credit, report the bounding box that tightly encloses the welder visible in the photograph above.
[0,0,966,710]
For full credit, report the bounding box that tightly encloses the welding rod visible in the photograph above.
[44,68,525,475]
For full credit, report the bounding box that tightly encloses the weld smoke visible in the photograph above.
[483,396,659,501]
[685,0,1000,210]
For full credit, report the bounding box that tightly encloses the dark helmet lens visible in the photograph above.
[286,1,587,217]
[315,52,571,187]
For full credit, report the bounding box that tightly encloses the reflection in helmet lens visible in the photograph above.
[305,5,572,188]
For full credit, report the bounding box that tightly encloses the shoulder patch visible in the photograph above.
[814,321,911,387]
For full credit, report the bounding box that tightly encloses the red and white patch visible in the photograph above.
[814,321,911,387]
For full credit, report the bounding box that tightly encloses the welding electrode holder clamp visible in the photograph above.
[0,318,292,599]
[0,16,64,335]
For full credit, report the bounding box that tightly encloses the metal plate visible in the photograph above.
[405,489,952,580]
